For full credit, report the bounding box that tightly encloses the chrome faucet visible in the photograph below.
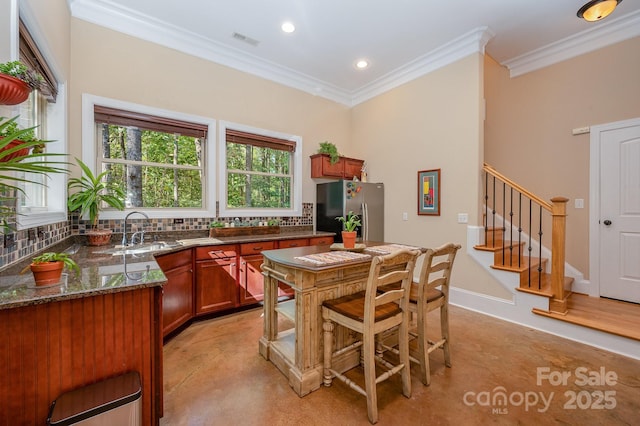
[122,211,150,246]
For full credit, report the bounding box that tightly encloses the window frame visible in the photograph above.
[15,14,67,230]
[82,94,216,219]
[218,121,302,218]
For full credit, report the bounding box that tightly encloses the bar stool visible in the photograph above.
[321,249,420,424]
[378,243,460,385]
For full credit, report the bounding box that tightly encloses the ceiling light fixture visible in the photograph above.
[281,22,295,33]
[577,0,622,22]
[355,60,369,70]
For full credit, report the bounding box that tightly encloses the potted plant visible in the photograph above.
[28,252,79,286]
[317,141,340,165]
[0,116,46,161]
[0,116,68,233]
[67,158,125,246]
[0,61,43,105]
[336,211,361,248]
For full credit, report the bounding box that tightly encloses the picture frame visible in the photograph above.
[417,169,440,216]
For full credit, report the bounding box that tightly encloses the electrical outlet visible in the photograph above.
[457,213,469,224]
[3,233,16,249]
[173,218,184,224]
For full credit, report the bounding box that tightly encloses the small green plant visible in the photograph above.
[0,61,44,90]
[31,252,79,274]
[0,117,46,153]
[317,141,340,165]
[67,158,126,229]
[210,221,225,228]
[267,219,279,226]
[336,211,361,232]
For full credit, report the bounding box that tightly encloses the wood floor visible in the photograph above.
[160,305,640,425]
[533,293,640,341]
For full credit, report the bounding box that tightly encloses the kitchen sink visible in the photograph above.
[98,241,182,256]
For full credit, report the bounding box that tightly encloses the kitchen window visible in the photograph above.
[218,121,302,218]
[16,19,67,229]
[82,95,216,219]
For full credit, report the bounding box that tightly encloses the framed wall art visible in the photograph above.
[417,169,440,216]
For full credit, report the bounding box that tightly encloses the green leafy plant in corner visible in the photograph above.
[67,158,125,229]
[0,60,44,90]
[317,141,340,165]
[0,116,68,233]
[210,220,225,228]
[336,211,361,232]
[23,252,79,274]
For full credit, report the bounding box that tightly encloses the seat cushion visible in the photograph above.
[322,291,402,322]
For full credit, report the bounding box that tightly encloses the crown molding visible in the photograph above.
[70,0,352,105]
[350,27,494,106]
[70,1,495,107]
[503,10,640,78]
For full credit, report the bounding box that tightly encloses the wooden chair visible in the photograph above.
[321,249,421,424]
[405,243,461,385]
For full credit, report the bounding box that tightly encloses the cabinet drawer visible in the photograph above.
[155,249,192,271]
[195,245,237,260]
[309,236,335,246]
[278,238,308,249]
[240,241,275,255]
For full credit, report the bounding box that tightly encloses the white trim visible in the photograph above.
[352,27,494,106]
[588,117,640,299]
[81,94,217,220]
[503,10,640,78]
[217,121,302,218]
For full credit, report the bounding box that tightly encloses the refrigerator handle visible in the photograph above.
[362,202,368,241]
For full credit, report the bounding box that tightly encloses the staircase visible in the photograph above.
[475,164,572,315]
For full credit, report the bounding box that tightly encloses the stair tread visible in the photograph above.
[516,275,573,298]
[491,256,547,272]
[474,241,525,252]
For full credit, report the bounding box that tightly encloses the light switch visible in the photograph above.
[402,212,408,221]
[575,199,584,209]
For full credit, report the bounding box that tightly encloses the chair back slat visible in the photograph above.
[417,243,462,299]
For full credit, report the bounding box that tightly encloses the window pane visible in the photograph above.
[104,163,203,208]
[226,142,291,174]
[227,173,290,209]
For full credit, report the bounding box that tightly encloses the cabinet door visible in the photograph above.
[311,154,343,178]
[343,158,363,180]
[161,264,193,337]
[156,250,194,337]
[195,258,238,314]
[309,236,335,246]
[239,254,265,305]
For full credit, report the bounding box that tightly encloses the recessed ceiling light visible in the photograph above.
[355,60,369,70]
[281,22,295,33]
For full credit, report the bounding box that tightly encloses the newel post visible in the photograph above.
[549,197,569,314]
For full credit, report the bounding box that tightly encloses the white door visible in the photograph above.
[596,119,640,303]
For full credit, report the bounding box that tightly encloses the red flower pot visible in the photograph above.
[30,261,64,286]
[341,231,357,249]
[0,139,31,162]
[0,73,30,105]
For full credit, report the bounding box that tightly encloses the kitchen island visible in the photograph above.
[259,242,423,397]
[0,242,166,426]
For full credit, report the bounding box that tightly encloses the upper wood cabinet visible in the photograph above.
[310,154,364,180]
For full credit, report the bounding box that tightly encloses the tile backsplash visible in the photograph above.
[0,202,314,270]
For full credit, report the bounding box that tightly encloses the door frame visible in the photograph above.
[589,117,640,298]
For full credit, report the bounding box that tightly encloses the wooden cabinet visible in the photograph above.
[309,236,335,246]
[195,245,238,314]
[310,153,364,180]
[239,241,275,306]
[156,250,194,337]
[276,239,309,297]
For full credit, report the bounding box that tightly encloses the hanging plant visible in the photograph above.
[0,61,44,105]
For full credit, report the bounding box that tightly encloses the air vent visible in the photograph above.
[232,32,260,47]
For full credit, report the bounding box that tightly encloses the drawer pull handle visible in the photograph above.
[289,243,298,247]
[253,247,262,251]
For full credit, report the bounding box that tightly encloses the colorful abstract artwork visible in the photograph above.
[417,169,440,216]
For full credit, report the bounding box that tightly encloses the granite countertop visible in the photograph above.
[0,229,335,310]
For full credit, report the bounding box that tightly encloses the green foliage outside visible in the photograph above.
[101,125,203,208]
[226,142,292,209]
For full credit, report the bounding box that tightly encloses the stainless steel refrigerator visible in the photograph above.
[316,181,384,243]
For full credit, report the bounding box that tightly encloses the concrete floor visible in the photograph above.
[161,305,640,425]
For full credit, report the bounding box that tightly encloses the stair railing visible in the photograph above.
[483,163,568,314]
